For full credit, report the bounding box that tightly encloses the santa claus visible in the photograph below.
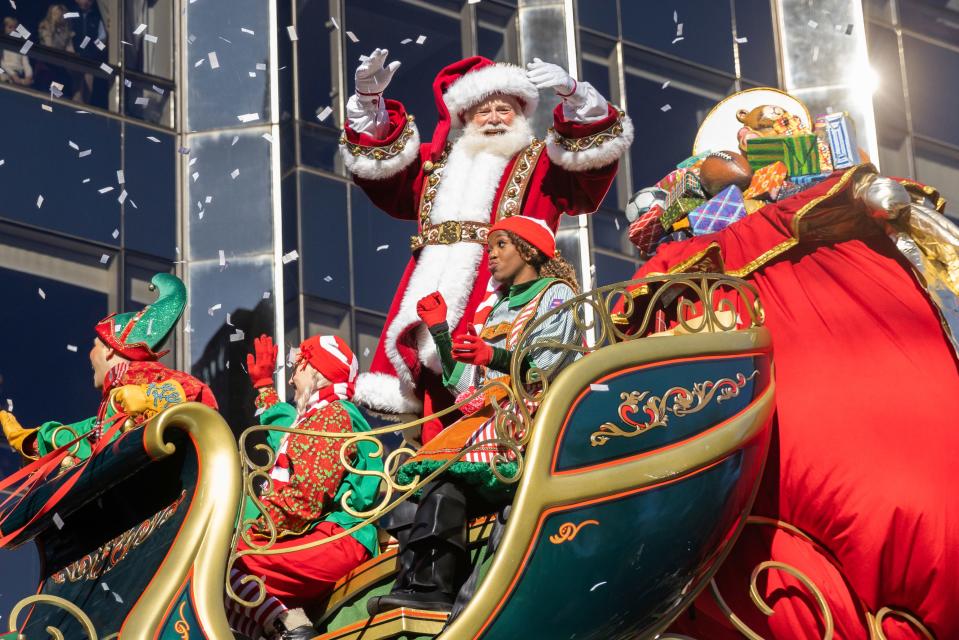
[340,49,633,423]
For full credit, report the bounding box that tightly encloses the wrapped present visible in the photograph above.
[816,134,834,173]
[815,112,861,169]
[677,150,712,170]
[791,171,831,187]
[775,180,805,201]
[672,217,690,231]
[660,196,704,230]
[746,134,821,176]
[744,198,766,214]
[657,168,705,208]
[688,185,746,235]
[743,161,787,199]
[627,205,666,254]
[774,172,829,201]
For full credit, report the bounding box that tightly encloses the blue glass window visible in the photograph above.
[350,185,414,314]
[124,122,176,260]
[734,0,777,86]
[593,251,637,287]
[300,173,351,305]
[903,36,959,148]
[577,0,619,37]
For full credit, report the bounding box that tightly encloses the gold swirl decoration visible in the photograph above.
[548,519,600,544]
[709,516,935,640]
[590,370,759,447]
[6,594,99,639]
[173,601,190,639]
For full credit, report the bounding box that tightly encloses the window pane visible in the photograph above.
[296,0,338,126]
[903,36,959,148]
[620,0,735,75]
[577,0,619,37]
[124,0,174,79]
[123,73,174,126]
[124,122,176,260]
[350,185,414,314]
[914,140,959,220]
[876,126,910,178]
[900,0,959,45]
[867,24,906,131]
[355,311,386,372]
[299,122,341,173]
[594,251,637,287]
[0,89,121,244]
[301,172,351,304]
[344,0,462,136]
[477,3,517,62]
[734,0,778,86]
[592,208,632,254]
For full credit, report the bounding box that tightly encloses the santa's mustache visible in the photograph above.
[479,123,510,134]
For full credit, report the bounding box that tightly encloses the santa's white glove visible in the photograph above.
[857,175,911,220]
[354,48,401,96]
[526,58,575,96]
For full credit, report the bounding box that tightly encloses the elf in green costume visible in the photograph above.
[228,333,383,640]
[0,273,217,464]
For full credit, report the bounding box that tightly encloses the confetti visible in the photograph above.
[117,190,128,204]
[330,16,340,30]
[735,36,749,44]
[208,303,222,316]
[38,288,46,299]
[36,195,44,208]
[191,172,199,182]
[661,80,670,89]
[205,195,213,203]
[208,52,220,69]
[112,228,119,239]
[231,135,239,145]
[194,58,205,67]
[671,36,684,44]
[262,291,271,299]
[590,383,609,391]
[101,583,110,591]
[98,186,114,194]
[316,106,333,122]
[67,344,78,352]
[63,11,78,18]
[229,330,245,342]
[673,10,678,22]
[230,168,240,179]
[256,63,267,70]
[218,36,232,44]
[614,218,620,230]
[376,244,389,251]
[100,62,113,74]
[218,249,226,266]
[468,0,482,3]
[676,23,684,36]
[82,178,91,183]
[116,170,125,184]
[282,250,299,264]
[19,40,32,55]
[152,84,164,94]
[6,399,12,412]
[42,104,53,112]
[363,347,370,357]
[416,35,427,44]
[133,23,147,35]
[145,34,158,44]
[100,254,110,264]
[286,25,299,41]
[261,133,273,143]
[346,31,359,43]
[112,593,123,604]
[241,28,255,35]
[226,313,233,326]
[590,581,607,592]
[79,149,92,157]
[812,45,820,62]
[134,97,149,106]
[237,113,260,122]
[53,513,64,529]
[323,275,333,282]
[248,71,256,77]
[0,159,4,166]
[401,38,412,44]
[660,104,672,112]
[808,20,818,29]
[80,35,91,49]
[845,23,854,35]
[178,146,191,155]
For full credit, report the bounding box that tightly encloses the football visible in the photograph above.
[698,150,754,196]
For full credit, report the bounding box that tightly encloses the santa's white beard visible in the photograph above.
[381,115,534,385]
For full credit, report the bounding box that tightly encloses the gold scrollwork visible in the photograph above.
[339,114,416,161]
[548,519,599,544]
[589,370,759,447]
[173,601,190,639]
[7,594,100,639]
[868,607,935,640]
[547,109,626,153]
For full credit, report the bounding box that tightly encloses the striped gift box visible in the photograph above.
[746,134,821,176]
[628,205,666,254]
[815,112,861,169]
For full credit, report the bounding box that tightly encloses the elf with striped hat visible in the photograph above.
[227,334,383,640]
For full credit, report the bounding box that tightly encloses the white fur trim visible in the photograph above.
[545,112,634,172]
[278,608,311,630]
[444,64,539,127]
[353,371,422,415]
[340,120,421,180]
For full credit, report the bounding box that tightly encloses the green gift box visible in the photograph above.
[660,196,704,231]
[746,134,821,176]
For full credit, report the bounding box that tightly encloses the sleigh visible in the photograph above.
[1,273,774,640]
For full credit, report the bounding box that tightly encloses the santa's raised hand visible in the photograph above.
[355,48,401,96]
[526,58,575,96]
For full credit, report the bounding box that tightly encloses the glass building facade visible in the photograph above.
[0,0,953,615]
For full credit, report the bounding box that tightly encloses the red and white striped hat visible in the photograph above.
[296,335,359,400]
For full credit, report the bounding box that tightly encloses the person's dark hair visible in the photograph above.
[505,231,580,294]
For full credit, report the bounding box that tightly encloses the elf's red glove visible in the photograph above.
[246,334,278,388]
[416,292,448,328]
[451,333,494,366]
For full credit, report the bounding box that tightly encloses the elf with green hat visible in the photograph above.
[0,273,218,465]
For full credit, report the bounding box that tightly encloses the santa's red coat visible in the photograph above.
[614,168,959,638]
[344,100,631,423]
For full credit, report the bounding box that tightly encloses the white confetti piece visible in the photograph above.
[256,63,267,71]
[36,195,44,208]
[191,172,199,182]
[671,36,684,44]
[282,250,299,264]
[116,170,125,184]
[205,195,213,203]
[144,34,158,44]
[238,112,260,123]
[376,244,389,251]
[808,19,818,29]
[208,303,222,316]
[316,106,333,122]
[323,275,333,282]
[82,178,91,183]
[6,399,12,412]
[614,217,620,230]
[152,84,164,95]
[676,23,684,36]
[468,0,482,4]
[100,253,110,265]
[135,97,149,106]
[79,149,92,157]
[229,330,245,342]
[19,40,33,55]
[53,513,64,529]
[117,190,128,204]
[262,291,271,299]
[0,159,4,166]
[94,39,106,51]
[80,35,90,49]
[42,104,53,112]
[363,347,370,357]
[346,30,359,43]
[231,136,239,145]
[590,581,607,592]
[67,344,78,352]
[194,58,205,67]
[735,36,749,44]
[812,45,820,62]
[661,80,670,89]
[330,16,340,30]
[673,10,678,22]
[230,168,240,179]
[133,23,147,35]
[416,35,427,44]
[112,228,119,239]
[261,133,273,143]
[218,36,232,44]
[590,383,609,391]
[254,406,266,417]
[100,62,113,74]
[401,38,412,44]
[112,592,123,604]
[287,25,298,41]
[98,186,114,194]
[660,104,672,112]
[208,52,220,69]
[63,11,77,18]
[218,249,226,266]
[101,582,110,591]
[248,71,256,78]
[38,288,46,299]
[241,28,255,35]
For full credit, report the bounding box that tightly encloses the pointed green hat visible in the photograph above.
[94,273,186,361]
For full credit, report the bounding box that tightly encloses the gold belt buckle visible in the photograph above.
[437,221,461,244]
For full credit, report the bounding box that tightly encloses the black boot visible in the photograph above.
[277,626,315,640]
[367,481,469,616]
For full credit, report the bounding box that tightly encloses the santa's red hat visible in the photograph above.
[490,216,556,258]
[428,56,539,164]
